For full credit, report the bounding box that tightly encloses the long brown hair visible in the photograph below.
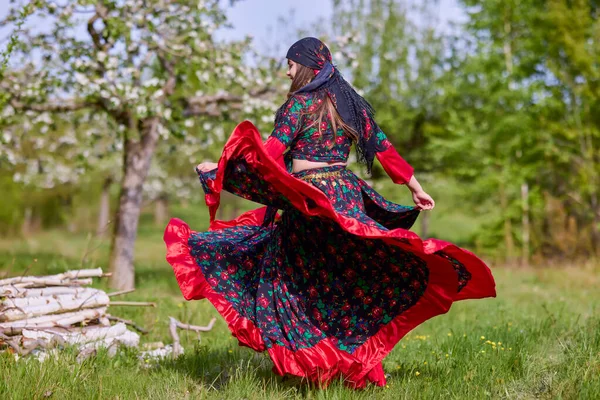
[288,63,358,143]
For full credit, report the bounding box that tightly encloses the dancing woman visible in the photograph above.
[164,37,495,388]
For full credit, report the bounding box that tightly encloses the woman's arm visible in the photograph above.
[373,128,435,210]
[196,96,305,173]
[263,95,304,163]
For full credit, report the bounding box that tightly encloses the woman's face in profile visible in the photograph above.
[286,59,297,80]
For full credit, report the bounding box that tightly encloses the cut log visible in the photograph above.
[0,307,107,335]
[0,268,103,286]
[0,292,110,322]
[21,323,127,345]
[0,286,96,298]
[106,315,149,334]
[78,329,140,350]
[2,288,104,308]
[1,278,93,290]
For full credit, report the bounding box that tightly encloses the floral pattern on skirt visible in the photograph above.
[165,121,496,389]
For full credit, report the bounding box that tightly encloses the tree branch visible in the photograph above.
[87,3,109,52]
[10,98,91,113]
[184,87,274,117]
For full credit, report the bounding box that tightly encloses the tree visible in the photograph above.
[1,0,276,289]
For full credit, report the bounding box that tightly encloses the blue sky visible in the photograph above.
[217,0,466,55]
[1,0,466,60]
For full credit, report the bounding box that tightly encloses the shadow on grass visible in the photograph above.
[159,344,313,395]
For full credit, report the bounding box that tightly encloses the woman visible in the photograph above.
[164,37,495,389]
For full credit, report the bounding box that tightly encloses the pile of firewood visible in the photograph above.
[0,268,218,362]
[0,268,150,358]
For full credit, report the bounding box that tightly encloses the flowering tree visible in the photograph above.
[1,0,276,289]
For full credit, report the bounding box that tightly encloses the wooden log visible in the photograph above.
[2,288,104,308]
[0,286,96,298]
[21,323,127,345]
[0,307,107,335]
[0,268,103,286]
[1,278,93,290]
[106,315,149,334]
[0,292,110,322]
[78,329,140,350]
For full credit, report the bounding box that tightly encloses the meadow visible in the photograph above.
[1,204,598,400]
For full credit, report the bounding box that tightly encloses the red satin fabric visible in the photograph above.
[164,120,496,388]
[376,146,415,184]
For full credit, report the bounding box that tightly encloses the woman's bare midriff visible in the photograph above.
[292,159,348,173]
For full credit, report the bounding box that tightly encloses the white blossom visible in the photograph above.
[75,72,89,85]
[143,78,160,87]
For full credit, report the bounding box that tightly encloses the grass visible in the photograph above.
[1,216,599,399]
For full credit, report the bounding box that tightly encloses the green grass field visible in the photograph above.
[1,219,599,399]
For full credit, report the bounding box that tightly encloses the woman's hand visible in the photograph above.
[412,190,435,210]
[406,175,435,210]
[195,162,218,173]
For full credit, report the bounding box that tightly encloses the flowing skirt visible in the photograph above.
[164,121,496,388]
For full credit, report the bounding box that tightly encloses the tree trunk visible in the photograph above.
[154,194,169,227]
[499,182,515,265]
[97,177,113,237]
[21,207,33,236]
[108,119,160,290]
[591,192,600,257]
[521,182,530,266]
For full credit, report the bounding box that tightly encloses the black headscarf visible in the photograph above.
[276,37,380,173]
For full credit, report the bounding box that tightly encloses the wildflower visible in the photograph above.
[480,336,485,340]
[481,350,485,353]
[228,350,233,353]
[386,385,389,388]
[415,371,420,376]
[445,354,449,358]
[396,365,401,370]
[447,332,452,337]
[424,361,427,365]
[498,342,502,345]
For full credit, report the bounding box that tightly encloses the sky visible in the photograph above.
[217,0,466,55]
[0,0,467,62]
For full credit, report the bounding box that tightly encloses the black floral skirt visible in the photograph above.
[164,121,496,388]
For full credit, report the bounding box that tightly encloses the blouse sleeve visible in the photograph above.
[373,128,414,185]
[263,95,305,167]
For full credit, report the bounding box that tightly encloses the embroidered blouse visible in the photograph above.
[263,93,414,184]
